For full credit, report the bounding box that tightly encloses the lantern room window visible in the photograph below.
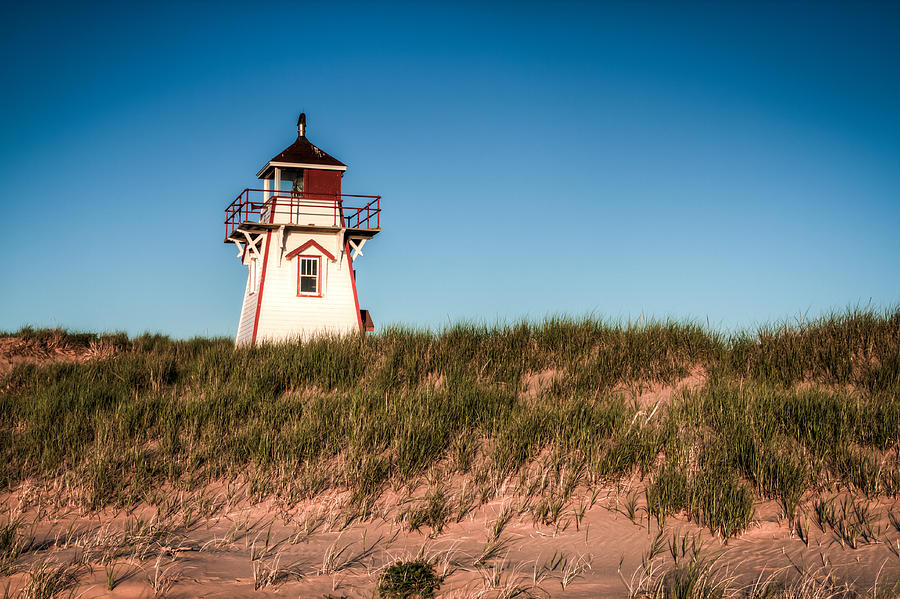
[297,256,322,297]
[279,168,304,195]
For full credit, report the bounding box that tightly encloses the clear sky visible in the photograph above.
[1,1,898,337]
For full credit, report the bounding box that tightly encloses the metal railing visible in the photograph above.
[224,188,381,239]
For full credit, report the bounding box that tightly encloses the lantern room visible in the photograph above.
[254,114,347,228]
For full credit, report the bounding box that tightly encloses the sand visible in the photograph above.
[2,484,898,598]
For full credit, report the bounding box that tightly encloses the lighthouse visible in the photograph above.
[224,114,381,345]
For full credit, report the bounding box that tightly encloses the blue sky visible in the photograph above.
[1,1,898,337]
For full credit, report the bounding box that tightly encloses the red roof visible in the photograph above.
[257,114,346,178]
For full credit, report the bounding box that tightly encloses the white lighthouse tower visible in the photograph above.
[224,114,381,345]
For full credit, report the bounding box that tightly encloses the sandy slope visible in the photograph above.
[2,486,898,598]
[2,338,898,597]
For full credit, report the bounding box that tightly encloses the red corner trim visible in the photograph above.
[346,240,364,332]
[285,239,336,262]
[250,231,273,346]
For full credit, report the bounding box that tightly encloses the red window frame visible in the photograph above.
[296,255,323,298]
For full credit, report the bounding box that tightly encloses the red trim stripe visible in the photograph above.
[250,231,273,345]
[346,240,364,332]
[286,239,336,261]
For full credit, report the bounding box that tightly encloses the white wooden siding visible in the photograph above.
[234,230,360,345]
[263,198,341,228]
[235,253,259,345]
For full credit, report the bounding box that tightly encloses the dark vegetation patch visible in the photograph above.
[378,559,441,599]
[1,308,898,539]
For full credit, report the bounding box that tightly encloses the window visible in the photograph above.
[279,168,304,194]
[248,258,258,294]
[297,256,322,297]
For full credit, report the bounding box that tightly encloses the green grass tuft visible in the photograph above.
[377,559,441,599]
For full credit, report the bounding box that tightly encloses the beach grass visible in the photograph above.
[1,307,898,541]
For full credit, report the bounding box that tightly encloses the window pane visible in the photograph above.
[281,168,304,193]
[309,260,317,275]
[300,276,317,293]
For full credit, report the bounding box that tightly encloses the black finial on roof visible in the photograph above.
[256,112,346,178]
[297,113,306,138]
